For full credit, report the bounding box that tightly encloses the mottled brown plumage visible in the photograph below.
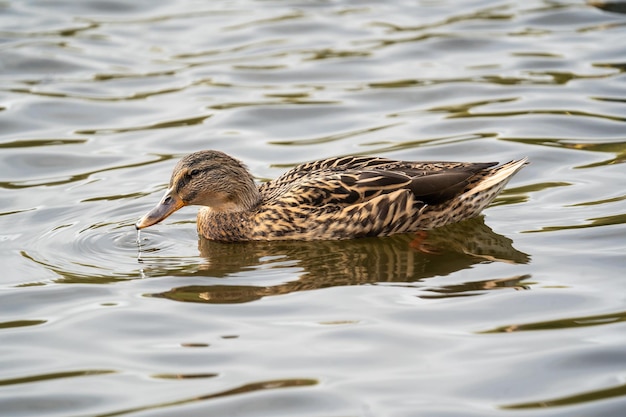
[135,150,527,241]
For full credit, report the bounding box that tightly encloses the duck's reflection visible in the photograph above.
[150,217,530,304]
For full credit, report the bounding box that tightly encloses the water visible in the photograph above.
[1,0,626,415]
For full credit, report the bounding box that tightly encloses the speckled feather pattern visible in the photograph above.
[189,153,527,241]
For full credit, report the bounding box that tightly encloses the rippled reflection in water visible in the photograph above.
[1,0,626,416]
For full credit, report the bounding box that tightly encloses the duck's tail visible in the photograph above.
[451,157,527,222]
[466,157,528,198]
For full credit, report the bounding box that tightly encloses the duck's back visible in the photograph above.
[245,156,526,240]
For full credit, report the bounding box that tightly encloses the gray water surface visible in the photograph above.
[1,1,626,416]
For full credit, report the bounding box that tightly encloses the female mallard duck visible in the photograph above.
[135,150,527,241]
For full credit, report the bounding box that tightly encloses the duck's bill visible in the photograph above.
[135,188,184,229]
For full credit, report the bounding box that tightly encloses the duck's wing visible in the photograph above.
[266,161,498,208]
[260,155,497,198]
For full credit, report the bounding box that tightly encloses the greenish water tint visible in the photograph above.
[0,320,46,329]
[482,309,626,333]
[0,370,116,387]
[1,0,626,416]
[503,381,626,410]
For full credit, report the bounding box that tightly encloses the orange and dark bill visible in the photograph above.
[135,188,184,229]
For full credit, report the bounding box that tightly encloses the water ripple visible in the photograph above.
[92,378,318,417]
[481,309,626,333]
[0,370,116,387]
[503,380,626,410]
[21,227,142,283]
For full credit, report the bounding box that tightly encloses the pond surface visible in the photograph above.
[1,0,626,416]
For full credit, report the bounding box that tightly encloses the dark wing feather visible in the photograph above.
[409,171,473,205]
[351,163,498,206]
[407,162,498,205]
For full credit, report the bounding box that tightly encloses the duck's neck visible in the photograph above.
[197,208,250,242]
[237,181,262,212]
[208,180,261,213]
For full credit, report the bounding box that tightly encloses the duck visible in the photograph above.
[135,150,527,242]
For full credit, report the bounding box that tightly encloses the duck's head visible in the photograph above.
[135,150,260,229]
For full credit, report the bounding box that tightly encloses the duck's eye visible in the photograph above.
[189,169,200,177]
